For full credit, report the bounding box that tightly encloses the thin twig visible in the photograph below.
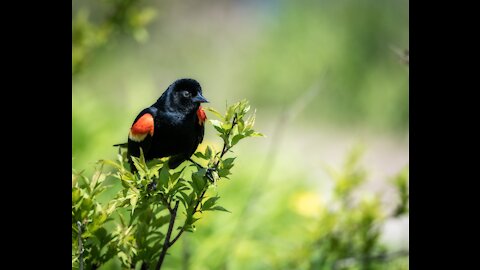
[156,201,180,270]
[77,221,84,270]
[159,193,173,214]
[215,113,237,167]
[390,45,409,66]
[333,250,409,269]
[169,114,238,248]
[168,189,206,247]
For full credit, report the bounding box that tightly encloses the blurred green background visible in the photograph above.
[73,0,409,269]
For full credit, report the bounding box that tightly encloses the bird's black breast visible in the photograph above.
[145,110,203,160]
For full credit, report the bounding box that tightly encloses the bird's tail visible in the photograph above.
[113,143,128,147]
[168,154,187,170]
[112,142,138,173]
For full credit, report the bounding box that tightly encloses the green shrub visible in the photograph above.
[287,146,409,270]
[72,100,263,269]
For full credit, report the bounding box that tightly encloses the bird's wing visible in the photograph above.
[196,106,206,144]
[129,112,155,142]
[127,108,157,162]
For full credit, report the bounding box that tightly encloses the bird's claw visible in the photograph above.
[188,158,216,182]
[206,167,216,182]
[188,158,205,169]
[147,182,157,191]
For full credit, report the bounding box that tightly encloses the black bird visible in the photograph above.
[115,78,208,172]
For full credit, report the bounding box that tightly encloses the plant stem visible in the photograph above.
[168,188,207,247]
[77,221,84,270]
[169,114,238,248]
[159,194,173,213]
[156,200,179,270]
[215,114,237,167]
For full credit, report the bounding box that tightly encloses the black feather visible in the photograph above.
[124,78,207,172]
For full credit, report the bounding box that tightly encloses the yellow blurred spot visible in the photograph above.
[290,191,323,218]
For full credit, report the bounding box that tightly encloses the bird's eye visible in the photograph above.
[182,91,191,98]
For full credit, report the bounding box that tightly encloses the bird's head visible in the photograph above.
[157,78,209,113]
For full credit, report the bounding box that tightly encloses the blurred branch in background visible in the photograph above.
[390,46,409,66]
[72,0,156,76]
[212,79,324,268]
[285,148,409,270]
[252,80,324,184]
[333,250,409,270]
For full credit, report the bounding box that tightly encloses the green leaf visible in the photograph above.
[191,172,206,196]
[202,196,220,210]
[72,189,81,203]
[82,197,94,211]
[187,216,201,225]
[209,119,224,134]
[148,160,164,179]
[245,109,256,130]
[130,195,138,214]
[177,191,191,208]
[250,131,265,137]
[100,159,122,170]
[168,179,188,197]
[218,168,231,178]
[209,206,230,213]
[77,174,90,190]
[224,157,235,166]
[159,165,170,187]
[205,146,213,159]
[218,158,235,178]
[194,152,207,159]
[204,107,224,120]
[170,167,185,183]
[392,166,409,216]
[152,215,170,228]
[225,102,239,122]
[222,122,233,131]
[131,156,146,176]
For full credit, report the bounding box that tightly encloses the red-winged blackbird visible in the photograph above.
[114,78,208,172]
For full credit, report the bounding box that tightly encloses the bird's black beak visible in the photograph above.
[192,93,209,103]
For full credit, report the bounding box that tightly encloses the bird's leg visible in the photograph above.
[205,167,216,182]
[188,158,216,182]
[148,181,157,191]
[188,158,205,169]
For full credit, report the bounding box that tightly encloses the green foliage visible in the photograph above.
[72,0,156,76]
[392,166,409,217]
[72,100,263,269]
[72,164,118,269]
[72,2,408,268]
[287,147,409,270]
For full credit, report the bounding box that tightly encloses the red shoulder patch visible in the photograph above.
[129,113,154,142]
[197,106,207,125]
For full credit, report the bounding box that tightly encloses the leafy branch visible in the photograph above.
[72,100,263,269]
[157,100,263,268]
[156,201,179,270]
[167,112,238,248]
